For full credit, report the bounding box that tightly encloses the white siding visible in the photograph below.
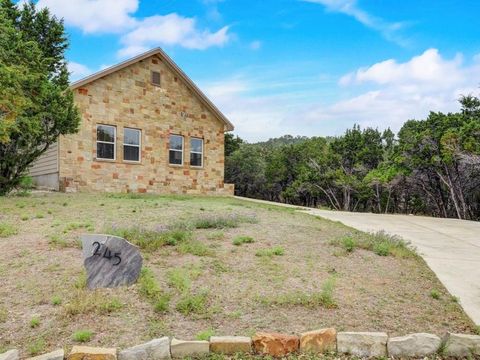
[29,142,59,176]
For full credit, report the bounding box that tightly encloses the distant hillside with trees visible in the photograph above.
[225,95,480,221]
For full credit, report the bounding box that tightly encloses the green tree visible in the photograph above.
[0,0,80,195]
[224,133,244,157]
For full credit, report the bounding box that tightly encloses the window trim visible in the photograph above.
[151,70,161,87]
[123,127,142,163]
[169,134,184,166]
[96,124,116,161]
[190,137,204,168]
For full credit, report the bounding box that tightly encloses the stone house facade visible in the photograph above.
[29,48,234,195]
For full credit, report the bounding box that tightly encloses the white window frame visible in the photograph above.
[123,127,141,163]
[190,137,204,168]
[169,134,184,166]
[96,124,116,161]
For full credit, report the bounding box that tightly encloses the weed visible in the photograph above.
[232,236,254,246]
[147,319,170,338]
[373,241,390,256]
[99,298,123,313]
[72,330,93,342]
[74,271,87,289]
[52,296,62,306]
[21,215,29,221]
[261,276,337,309]
[27,338,45,356]
[341,236,356,252]
[255,246,284,257]
[167,267,202,292]
[196,328,215,341]
[109,226,191,251]
[430,289,441,300]
[176,291,209,315]
[64,290,124,316]
[30,316,40,328]
[474,326,480,335]
[178,240,212,256]
[206,231,225,240]
[0,223,17,237]
[192,214,257,230]
[35,213,44,219]
[49,234,68,248]
[211,259,229,273]
[138,267,170,313]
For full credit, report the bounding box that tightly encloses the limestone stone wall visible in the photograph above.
[59,55,233,195]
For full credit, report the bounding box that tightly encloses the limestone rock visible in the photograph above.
[337,332,388,358]
[170,339,209,358]
[444,332,480,358]
[210,336,252,354]
[0,350,19,360]
[252,332,299,357]
[81,234,142,289]
[387,333,441,357]
[67,346,117,360]
[27,349,64,360]
[118,338,170,360]
[300,328,336,353]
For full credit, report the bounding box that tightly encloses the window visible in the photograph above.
[169,135,183,165]
[190,138,203,167]
[123,128,141,162]
[96,124,116,160]
[151,71,161,86]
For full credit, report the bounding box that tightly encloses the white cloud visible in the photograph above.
[119,14,230,57]
[34,0,138,33]
[204,49,480,141]
[68,61,93,81]
[302,0,408,46]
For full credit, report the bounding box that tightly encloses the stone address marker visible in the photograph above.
[81,234,143,289]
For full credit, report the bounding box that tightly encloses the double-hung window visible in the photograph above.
[190,138,203,167]
[123,128,141,162]
[169,135,183,165]
[96,124,116,160]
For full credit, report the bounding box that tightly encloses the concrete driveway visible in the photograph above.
[236,197,480,325]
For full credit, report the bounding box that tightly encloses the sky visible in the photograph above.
[18,0,480,142]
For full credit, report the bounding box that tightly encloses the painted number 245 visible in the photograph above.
[92,242,122,265]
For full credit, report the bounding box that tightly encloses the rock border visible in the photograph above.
[2,331,479,359]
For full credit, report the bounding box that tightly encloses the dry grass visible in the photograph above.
[0,192,476,357]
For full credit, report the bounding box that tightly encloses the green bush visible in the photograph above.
[256,246,284,257]
[430,289,441,300]
[0,223,17,238]
[341,236,356,252]
[176,292,209,315]
[373,241,390,256]
[30,316,40,328]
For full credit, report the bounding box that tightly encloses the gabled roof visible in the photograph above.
[70,48,234,131]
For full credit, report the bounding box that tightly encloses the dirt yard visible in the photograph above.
[0,193,476,356]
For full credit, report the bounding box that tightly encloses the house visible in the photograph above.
[29,48,235,195]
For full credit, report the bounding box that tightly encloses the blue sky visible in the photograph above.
[21,0,480,141]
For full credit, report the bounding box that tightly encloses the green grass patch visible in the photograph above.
[177,239,213,256]
[48,234,68,248]
[430,289,441,300]
[192,214,257,229]
[167,266,202,292]
[176,291,209,315]
[27,338,45,356]
[255,246,284,257]
[0,223,17,237]
[206,231,225,240]
[196,328,215,341]
[138,267,170,313]
[29,316,40,328]
[108,226,191,251]
[331,231,415,258]
[51,296,62,306]
[232,236,254,246]
[72,330,93,343]
[0,306,7,323]
[260,276,337,309]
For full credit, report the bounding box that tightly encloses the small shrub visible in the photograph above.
[35,213,44,219]
[15,176,33,197]
[430,289,441,300]
[232,236,254,246]
[373,241,390,256]
[72,330,93,342]
[341,236,356,252]
[27,338,45,356]
[99,298,123,313]
[256,246,284,257]
[176,292,208,315]
[21,215,29,221]
[0,223,17,238]
[51,296,62,306]
[196,328,215,341]
[30,316,40,328]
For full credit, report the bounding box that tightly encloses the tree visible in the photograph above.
[224,133,244,157]
[0,0,80,195]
